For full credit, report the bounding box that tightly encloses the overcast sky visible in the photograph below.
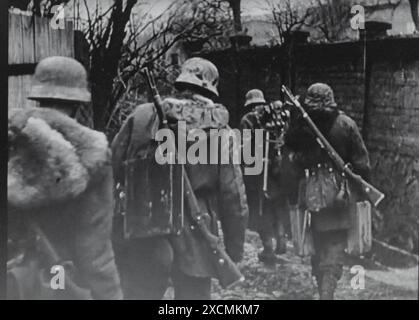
[141,0,302,16]
[142,0,273,16]
[68,0,276,19]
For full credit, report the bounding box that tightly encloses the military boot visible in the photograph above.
[258,238,277,265]
[313,274,321,296]
[275,235,287,255]
[318,274,337,300]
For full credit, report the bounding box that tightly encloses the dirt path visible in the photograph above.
[211,231,418,300]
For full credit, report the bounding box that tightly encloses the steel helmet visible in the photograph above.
[175,57,219,97]
[28,56,91,103]
[244,89,266,107]
[304,83,337,109]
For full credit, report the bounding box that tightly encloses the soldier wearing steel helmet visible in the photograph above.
[285,83,370,299]
[27,55,94,127]
[8,56,123,299]
[112,57,248,299]
[240,89,290,264]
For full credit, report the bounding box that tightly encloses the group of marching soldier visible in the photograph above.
[7,55,371,300]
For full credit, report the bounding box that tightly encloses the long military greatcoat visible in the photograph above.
[8,107,123,300]
[111,92,249,278]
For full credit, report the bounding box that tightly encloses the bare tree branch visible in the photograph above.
[77,0,229,132]
[410,0,419,32]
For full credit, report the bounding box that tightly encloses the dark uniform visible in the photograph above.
[7,57,123,300]
[285,83,370,299]
[240,90,289,263]
[112,58,248,300]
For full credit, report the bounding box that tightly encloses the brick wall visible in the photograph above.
[204,37,419,252]
[366,39,419,251]
[294,42,366,126]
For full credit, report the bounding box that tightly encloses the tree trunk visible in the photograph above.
[88,0,137,130]
[229,0,242,33]
[409,0,419,32]
[91,67,113,130]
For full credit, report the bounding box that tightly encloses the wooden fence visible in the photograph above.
[8,11,75,110]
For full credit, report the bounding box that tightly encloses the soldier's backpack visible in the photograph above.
[112,102,185,240]
[121,143,185,239]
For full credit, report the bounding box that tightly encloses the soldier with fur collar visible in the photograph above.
[7,56,123,300]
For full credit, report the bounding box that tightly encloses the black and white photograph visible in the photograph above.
[4,0,419,303]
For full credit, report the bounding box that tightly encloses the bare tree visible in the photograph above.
[77,0,138,130]
[308,0,353,43]
[266,0,313,44]
[78,0,229,131]
[228,0,243,33]
[301,0,404,42]
[265,0,313,88]
[409,0,418,32]
[106,0,230,135]
[117,0,229,92]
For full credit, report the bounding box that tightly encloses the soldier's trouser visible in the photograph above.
[116,237,173,300]
[172,267,211,300]
[311,229,347,300]
[258,199,287,253]
[115,237,211,300]
[258,207,276,253]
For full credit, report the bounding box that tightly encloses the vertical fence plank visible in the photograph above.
[34,15,50,61]
[8,76,17,110]
[49,20,75,57]
[9,12,76,110]
[8,76,22,110]
[21,14,35,63]
[49,24,69,57]
[49,24,60,56]
[63,20,75,57]
[8,75,38,110]
[22,74,37,108]
[8,13,24,64]
[18,75,25,109]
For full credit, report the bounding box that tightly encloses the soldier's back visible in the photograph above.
[8,107,122,300]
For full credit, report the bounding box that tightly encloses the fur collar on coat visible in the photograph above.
[8,107,110,210]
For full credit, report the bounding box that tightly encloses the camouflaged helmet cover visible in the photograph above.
[175,57,219,97]
[304,83,337,108]
[28,56,91,103]
[244,89,266,107]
